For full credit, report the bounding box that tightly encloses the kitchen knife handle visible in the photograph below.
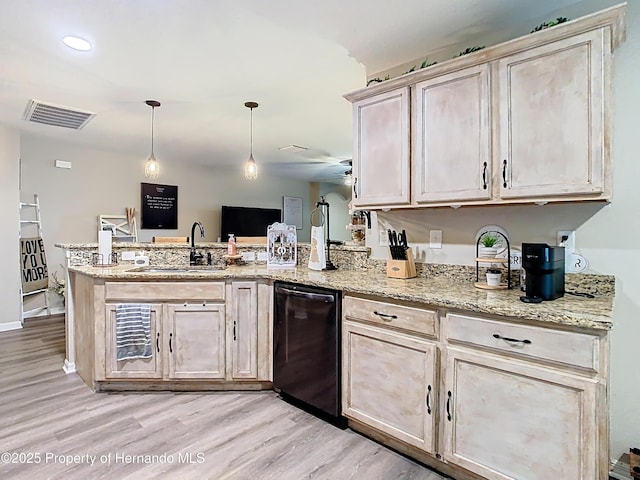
[353,177,358,199]
[502,159,508,188]
[482,161,488,189]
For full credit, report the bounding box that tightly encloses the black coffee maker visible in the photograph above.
[522,243,565,301]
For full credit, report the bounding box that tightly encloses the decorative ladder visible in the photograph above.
[19,194,50,323]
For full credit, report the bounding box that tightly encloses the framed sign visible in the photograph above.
[141,183,178,229]
[283,196,303,229]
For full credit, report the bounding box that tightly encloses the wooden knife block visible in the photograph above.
[386,249,417,279]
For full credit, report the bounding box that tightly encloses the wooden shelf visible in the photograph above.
[474,281,509,290]
[475,257,508,263]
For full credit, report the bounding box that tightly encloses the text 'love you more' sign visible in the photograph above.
[21,237,48,293]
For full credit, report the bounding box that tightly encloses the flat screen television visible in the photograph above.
[220,205,281,241]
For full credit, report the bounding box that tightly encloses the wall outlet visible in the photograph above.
[242,251,256,262]
[429,230,442,249]
[379,229,389,247]
[557,230,576,252]
[257,252,268,262]
[121,251,135,261]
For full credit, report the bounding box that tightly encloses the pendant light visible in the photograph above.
[144,100,161,179]
[244,101,259,180]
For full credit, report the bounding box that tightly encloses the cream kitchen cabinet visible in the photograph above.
[412,64,492,204]
[497,28,608,201]
[441,313,606,480]
[351,87,411,208]
[104,281,227,381]
[342,296,438,454]
[344,6,623,209]
[227,281,272,381]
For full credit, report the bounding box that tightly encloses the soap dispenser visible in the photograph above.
[227,234,237,255]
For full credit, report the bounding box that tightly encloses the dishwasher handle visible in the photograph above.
[276,286,336,303]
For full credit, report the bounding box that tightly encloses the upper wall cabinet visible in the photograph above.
[352,87,411,208]
[412,64,491,204]
[497,29,606,200]
[344,4,625,210]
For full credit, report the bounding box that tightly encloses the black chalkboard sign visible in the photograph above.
[141,183,178,229]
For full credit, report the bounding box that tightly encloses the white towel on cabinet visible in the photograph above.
[115,304,152,361]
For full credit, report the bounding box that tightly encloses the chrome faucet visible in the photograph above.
[190,221,205,265]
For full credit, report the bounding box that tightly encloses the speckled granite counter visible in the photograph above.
[69,264,614,331]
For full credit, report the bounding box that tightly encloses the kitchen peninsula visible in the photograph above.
[60,240,615,480]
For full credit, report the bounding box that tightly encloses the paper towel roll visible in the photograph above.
[98,230,112,265]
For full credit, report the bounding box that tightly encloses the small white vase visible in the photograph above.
[486,270,502,287]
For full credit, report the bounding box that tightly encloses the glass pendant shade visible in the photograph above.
[144,100,161,179]
[145,154,159,179]
[244,153,257,180]
[244,101,259,180]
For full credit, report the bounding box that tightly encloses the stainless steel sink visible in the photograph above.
[130,266,224,273]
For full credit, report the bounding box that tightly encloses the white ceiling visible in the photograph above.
[0,0,586,183]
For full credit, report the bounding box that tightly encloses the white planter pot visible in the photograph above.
[486,271,502,287]
[479,246,498,258]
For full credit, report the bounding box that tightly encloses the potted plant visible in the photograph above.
[49,271,65,306]
[479,233,500,257]
[486,267,502,287]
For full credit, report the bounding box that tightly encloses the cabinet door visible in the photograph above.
[229,281,258,379]
[343,322,437,453]
[352,87,411,207]
[105,303,163,379]
[498,29,606,200]
[442,347,598,480]
[413,65,491,203]
[166,303,226,379]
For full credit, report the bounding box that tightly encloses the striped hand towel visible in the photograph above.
[115,304,152,361]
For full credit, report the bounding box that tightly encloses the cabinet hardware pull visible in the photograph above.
[233,320,237,341]
[446,391,452,421]
[502,159,508,188]
[373,311,397,321]
[426,385,432,415]
[156,332,160,353]
[353,177,358,199]
[169,332,173,353]
[493,333,531,345]
[482,161,488,189]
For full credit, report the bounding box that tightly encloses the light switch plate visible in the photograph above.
[121,251,135,261]
[429,230,442,249]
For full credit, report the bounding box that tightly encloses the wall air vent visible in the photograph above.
[23,99,96,130]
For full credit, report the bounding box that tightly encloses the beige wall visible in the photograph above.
[19,133,313,281]
[366,0,640,463]
[0,125,21,330]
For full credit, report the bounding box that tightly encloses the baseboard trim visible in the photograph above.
[0,321,23,332]
[23,306,65,319]
[62,360,76,374]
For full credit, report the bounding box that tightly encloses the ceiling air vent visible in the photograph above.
[23,99,96,130]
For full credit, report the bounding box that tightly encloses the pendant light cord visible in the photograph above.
[250,106,253,156]
[150,106,155,157]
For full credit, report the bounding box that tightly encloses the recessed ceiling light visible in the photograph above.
[63,36,92,51]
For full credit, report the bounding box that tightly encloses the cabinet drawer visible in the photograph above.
[446,313,599,372]
[105,282,225,301]
[343,296,437,338]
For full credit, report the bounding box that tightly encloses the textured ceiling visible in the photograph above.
[0,0,590,183]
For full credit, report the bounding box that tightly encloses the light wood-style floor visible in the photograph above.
[0,316,450,480]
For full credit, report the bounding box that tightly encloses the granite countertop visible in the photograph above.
[69,264,614,331]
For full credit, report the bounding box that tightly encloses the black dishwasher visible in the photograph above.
[273,281,345,427]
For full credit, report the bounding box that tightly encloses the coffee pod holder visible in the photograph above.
[474,231,512,290]
[386,248,417,279]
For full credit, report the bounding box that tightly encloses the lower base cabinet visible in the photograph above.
[343,322,437,453]
[342,296,607,480]
[102,280,272,384]
[442,347,598,480]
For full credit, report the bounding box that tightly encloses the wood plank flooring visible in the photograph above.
[0,316,450,480]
